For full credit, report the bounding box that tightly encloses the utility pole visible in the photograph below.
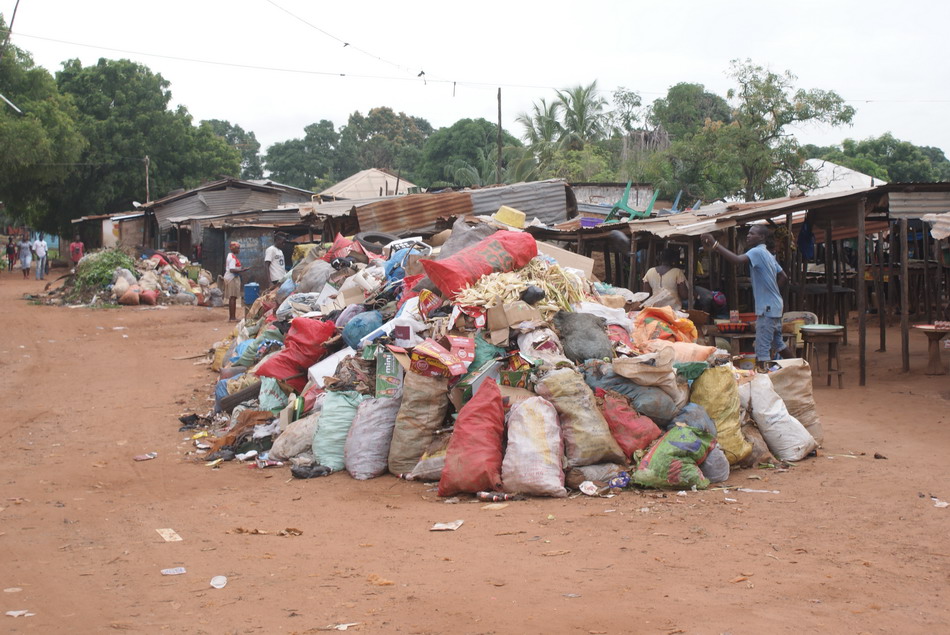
[144,155,151,202]
[496,88,502,185]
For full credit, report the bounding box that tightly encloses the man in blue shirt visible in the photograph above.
[701,225,792,371]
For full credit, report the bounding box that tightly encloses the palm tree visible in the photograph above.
[556,81,608,150]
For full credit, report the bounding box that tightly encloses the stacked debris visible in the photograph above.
[188,214,824,499]
[33,247,217,307]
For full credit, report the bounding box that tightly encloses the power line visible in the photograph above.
[4,29,950,105]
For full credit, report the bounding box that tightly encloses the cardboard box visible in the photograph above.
[375,348,404,398]
[409,338,467,378]
[486,301,544,346]
[441,335,475,371]
[537,241,595,278]
[448,359,503,411]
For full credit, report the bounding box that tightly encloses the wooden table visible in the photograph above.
[705,327,796,357]
[912,326,950,375]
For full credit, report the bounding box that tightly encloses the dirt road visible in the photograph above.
[1,272,948,634]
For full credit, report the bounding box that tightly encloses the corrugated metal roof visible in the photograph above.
[923,212,950,240]
[889,191,950,219]
[319,168,418,199]
[292,197,394,220]
[352,180,575,235]
[627,187,882,239]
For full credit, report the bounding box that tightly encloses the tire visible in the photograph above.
[355,232,402,255]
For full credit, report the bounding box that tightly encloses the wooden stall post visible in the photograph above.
[901,218,910,372]
[856,199,867,386]
[825,227,834,325]
[923,228,932,323]
[875,232,886,352]
[628,234,639,292]
[687,237,696,311]
[728,227,739,311]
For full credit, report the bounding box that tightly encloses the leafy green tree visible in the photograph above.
[51,58,239,224]
[654,60,854,202]
[816,133,948,182]
[0,18,86,231]
[202,119,263,179]
[264,120,338,191]
[556,81,607,150]
[415,118,520,186]
[546,146,614,182]
[721,59,855,200]
[516,97,563,173]
[649,82,731,142]
[334,107,432,180]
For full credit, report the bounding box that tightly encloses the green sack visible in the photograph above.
[312,390,366,472]
[632,423,713,490]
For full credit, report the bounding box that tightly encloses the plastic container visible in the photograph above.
[580,217,605,228]
[243,282,260,306]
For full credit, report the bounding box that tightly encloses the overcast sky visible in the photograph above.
[5,0,950,160]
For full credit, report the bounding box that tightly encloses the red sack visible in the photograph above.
[438,379,505,496]
[594,388,664,460]
[421,231,537,298]
[256,318,336,392]
[139,289,159,305]
[322,233,355,262]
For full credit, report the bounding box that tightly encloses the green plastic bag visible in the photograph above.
[312,391,366,472]
[632,423,713,490]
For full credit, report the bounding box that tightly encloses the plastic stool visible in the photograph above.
[802,330,844,389]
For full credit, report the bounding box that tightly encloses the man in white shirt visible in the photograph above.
[31,237,49,280]
[264,235,287,287]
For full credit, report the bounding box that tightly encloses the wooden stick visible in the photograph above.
[876,232,886,352]
[825,227,834,325]
[857,199,867,386]
[923,227,932,323]
[901,218,910,372]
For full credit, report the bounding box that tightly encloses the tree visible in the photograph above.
[654,60,855,202]
[649,82,731,142]
[264,120,338,191]
[556,81,608,150]
[516,97,563,173]
[0,18,86,231]
[810,133,950,182]
[202,119,263,179]
[334,107,432,180]
[415,118,520,186]
[51,58,239,224]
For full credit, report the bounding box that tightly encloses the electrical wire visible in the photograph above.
[3,28,949,105]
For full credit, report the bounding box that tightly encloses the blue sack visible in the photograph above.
[342,310,383,349]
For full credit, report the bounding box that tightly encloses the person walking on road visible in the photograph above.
[223,241,247,322]
[17,237,32,279]
[5,237,15,272]
[32,236,49,280]
[701,225,793,371]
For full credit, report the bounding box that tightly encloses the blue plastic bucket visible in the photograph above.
[243,282,260,305]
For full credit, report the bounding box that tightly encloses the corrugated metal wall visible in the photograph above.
[890,191,950,219]
[469,181,575,227]
[572,184,653,208]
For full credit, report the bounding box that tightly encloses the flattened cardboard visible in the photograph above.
[537,241,595,278]
[486,301,544,346]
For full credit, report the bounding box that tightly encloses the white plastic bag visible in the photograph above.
[739,374,817,462]
[344,392,403,480]
[502,397,567,497]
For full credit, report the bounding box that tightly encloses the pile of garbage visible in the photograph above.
[190,215,824,499]
[35,247,218,307]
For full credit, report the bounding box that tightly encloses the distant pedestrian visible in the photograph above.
[17,237,32,279]
[69,235,85,272]
[223,241,247,322]
[264,234,287,287]
[5,237,15,272]
[32,236,48,280]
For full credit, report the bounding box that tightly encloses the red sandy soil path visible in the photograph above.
[1,271,948,634]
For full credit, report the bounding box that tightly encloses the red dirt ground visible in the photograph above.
[1,271,948,634]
